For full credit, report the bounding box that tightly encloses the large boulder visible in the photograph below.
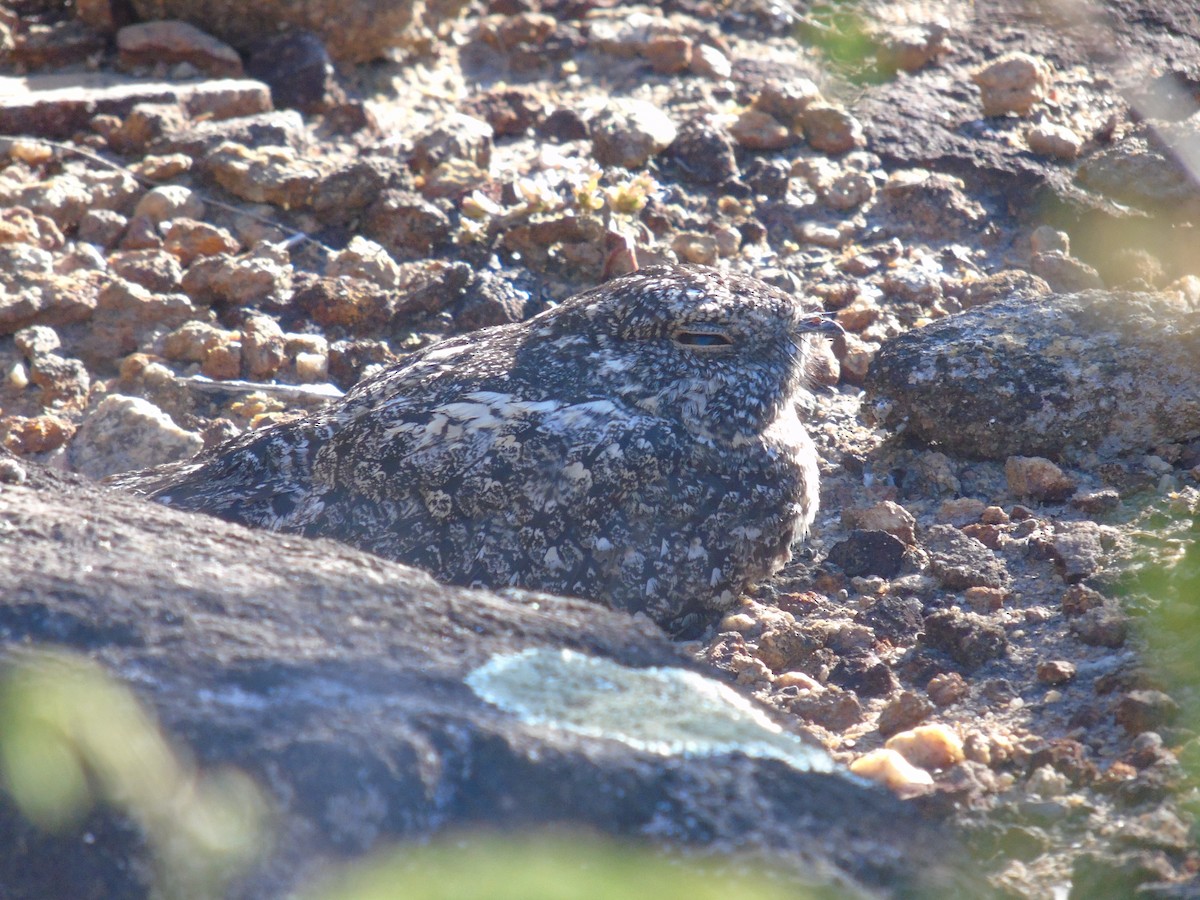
[0,455,975,898]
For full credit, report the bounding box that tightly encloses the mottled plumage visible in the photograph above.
[113,264,839,632]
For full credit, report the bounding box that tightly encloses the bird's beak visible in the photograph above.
[796,311,845,336]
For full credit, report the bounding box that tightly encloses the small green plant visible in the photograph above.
[0,650,270,900]
[303,832,836,900]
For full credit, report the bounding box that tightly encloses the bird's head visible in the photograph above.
[543,264,840,444]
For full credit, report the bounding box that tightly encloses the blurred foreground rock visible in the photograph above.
[0,455,975,899]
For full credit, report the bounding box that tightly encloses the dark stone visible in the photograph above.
[921,609,1008,670]
[462,88,547,137]
[861,595,924,644]
[877,690,934,736]
[742,157,793,199]
[1070,606,1129,648]
[0,455,979,898]
[452,270,534,330]
[327,338,397,390]
[667,117,739,185]
[1070,488,1121,515]
[1028,739,1096,786]
[536,108,590,142]
[244,30,336,113]
[829,651,898,699]
[784,684,864,731]
[362,190,453,260]
[1115,690,1180,735]
[825,529,906,578]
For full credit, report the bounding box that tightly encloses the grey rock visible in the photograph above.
[591,99,678,169]
[925,524,1008,590]
[865,290,1200,460]
[0,455,977,898]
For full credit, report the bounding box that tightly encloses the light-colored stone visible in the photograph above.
[69,394,203,479]
[885,724,965,771]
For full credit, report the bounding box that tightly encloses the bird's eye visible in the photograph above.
[673,330,734,348]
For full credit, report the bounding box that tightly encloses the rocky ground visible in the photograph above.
[3,0,1200,897]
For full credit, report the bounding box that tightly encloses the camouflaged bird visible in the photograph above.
[113,264,840,633]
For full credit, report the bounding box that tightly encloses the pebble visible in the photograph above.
[1036,660,1076,685]
[669,233,719,266]
[689,43,731,79]
[937,497,987,526]
[755,623,823,672]
[802,104,864,154]
[820,170,875,210]
[1,413,76,454]
[161,321,234,363]
[1069,606,1128,647]
[162,219,241,266]
[849,748,934,793]
[885,723,965,770]
[825,529,906,578]
[876,22,951,72]
[922,608,1008,669]
[965,586,1007,612]
[294,351,329,384]
[69,394,204,479]
[327,236,403,289]
[860,596,923,644]
[1030,251,1104,292]
[0,456,27,483]
[877,691,934,736]
[927,672,969,707]
[363,190,452,259]
[1027,122,1084,160]
[1004,456,1077,503]
[182,242,292,307]
[204,143,320,208]
[925,524,1008,590]
[644,35,692,74]
[837,334,878,385]
[116,21,243,78]
[840,503,916,545]
[110,103,189,154]
[774,670,821,690]
[29,352,91,406]
[14,324,61,358]
[412,113,494,174]
[590,99,678,170]
[109,248,184,294]
[77,209,129,249]
[1115,690,1179,735]
[1060,583,1106,616]
[785,684,863,730]
[1071,488,1120,515]
[241,314,287,379]
[972,52,1052,116]
[729,109,793,150]
[1041,520,1108,583]
[755,78,822,129]
[132,185,206,227]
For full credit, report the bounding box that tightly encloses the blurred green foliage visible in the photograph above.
[303,833,836,900]
[0,651,270,900]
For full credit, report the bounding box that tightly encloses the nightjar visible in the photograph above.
[112,264,840,633]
